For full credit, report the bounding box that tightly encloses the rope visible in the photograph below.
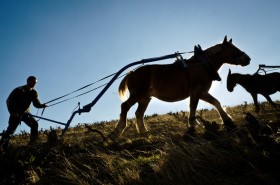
[48,83,106,107]
[45,72,118,105]
[45,65,144,107]
[47,73,127,107]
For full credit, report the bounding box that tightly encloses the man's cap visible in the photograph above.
[27,76,38,82]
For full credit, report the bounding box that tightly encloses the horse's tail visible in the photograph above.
[118,71,133,101]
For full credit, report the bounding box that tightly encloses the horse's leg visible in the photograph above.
[188,95,200,133]
[135,98,151,133]
[263,94,277,107]
[200,93,235,129]
[114,97,137,137]
[251,93,260,112]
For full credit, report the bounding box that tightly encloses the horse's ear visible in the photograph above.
[229,38,232,43]
[223,36,228,44]
[194,45,199,53]
[228,69,232,76]
[198,44,202,51]
[194,45,203,54]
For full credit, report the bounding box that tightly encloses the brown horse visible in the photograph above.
[111,36,251,138]
[227,69,280,112]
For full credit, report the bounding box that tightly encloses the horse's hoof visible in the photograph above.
[183,128,196,142]
[224,119,236,131]
[139,130,149,137]
[108,131,121,141]
[185,126,196,136]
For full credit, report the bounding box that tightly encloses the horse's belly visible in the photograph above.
[155,96,188,102]
[151,87,189,102]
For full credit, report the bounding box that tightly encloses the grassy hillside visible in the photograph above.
[0,102,280,185]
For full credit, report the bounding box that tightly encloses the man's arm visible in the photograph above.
[32,90,47,108]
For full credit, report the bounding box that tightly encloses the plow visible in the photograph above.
[30,52,185,137]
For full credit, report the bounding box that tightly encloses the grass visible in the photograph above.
[0,101,280,185]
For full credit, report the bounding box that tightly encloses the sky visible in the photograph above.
[1,0,280,134]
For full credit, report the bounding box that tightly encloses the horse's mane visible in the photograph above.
[205,44,222,55]
[185,44,222,66]
[188,44,222,61]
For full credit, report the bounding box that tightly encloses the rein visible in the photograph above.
[43,66,144,107]
[45,72,119,106]
[46,74,126,107]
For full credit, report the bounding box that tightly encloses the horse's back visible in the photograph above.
[250,73,280,93]
[266,72,280,79]
[266,73,280,89]
[127,64,179,88]
[125,64,181,91]
[124,63,191,101]
[123,62,215,102]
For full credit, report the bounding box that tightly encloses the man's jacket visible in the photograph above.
[6,85,45,114]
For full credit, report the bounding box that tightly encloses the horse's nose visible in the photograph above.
[241,53,251,66]
[245,53,251,63]
[226,86,232,92]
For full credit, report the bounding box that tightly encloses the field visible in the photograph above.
[0,102,280,185]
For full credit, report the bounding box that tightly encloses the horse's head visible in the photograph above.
[207,36,251,67]
[226,69,236,92]
[221,36,251,66]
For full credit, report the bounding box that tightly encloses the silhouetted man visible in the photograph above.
[0,76,47,149]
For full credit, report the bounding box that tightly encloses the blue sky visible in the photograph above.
[1,0,280,133]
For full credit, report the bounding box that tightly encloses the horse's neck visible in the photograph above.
[208,54,223,71]
[204,45,224,71]
[187,55,221,71]
[234,74,252,87]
